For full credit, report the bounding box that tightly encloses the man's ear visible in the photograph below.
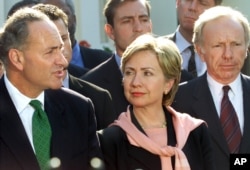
[8,49,24,70]
[195,45,205,62]
[104,24,115,41]
[176,0,180,8]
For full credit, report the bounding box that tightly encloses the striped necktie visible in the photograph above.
[220,86,242,153]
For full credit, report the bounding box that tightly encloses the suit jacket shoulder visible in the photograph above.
[81,55,120,82]
[69,74,116,129]
[68,63,89,77]
[81,56,129,116]
[162,32,176,42]
[80,46,112,69]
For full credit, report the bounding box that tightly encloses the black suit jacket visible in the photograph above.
[172,73,250,169]
[68,74,116,130]
[81,56,129,116]
[0,77,102,170]
[68,63,88,78]
[79,46,112,70]
[98,106,214,170]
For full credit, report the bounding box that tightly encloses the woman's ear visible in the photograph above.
[164,79,175,94]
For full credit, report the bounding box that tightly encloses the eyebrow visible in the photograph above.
[48,44,64,51]
[125,66,155,70]
[120,14,149,20]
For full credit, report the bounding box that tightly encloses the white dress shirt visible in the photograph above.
[207,73,244,133]
[4,74,45,152]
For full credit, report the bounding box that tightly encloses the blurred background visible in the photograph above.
[1,0,249,51]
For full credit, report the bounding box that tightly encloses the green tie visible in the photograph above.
[30,100,52,170]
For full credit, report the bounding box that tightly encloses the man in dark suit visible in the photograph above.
[68,74,116,129]
[0,8,102,170]
[164,0,222,78]
[67,63,88,77]
[39,0,112,74]
[33,3,116,129]
[172,6,250,169]
[81,0,152,116]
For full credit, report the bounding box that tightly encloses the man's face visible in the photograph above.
[196,17,248,84]
[105,0,152,57]
[53,18,72,79]
[17,20,67,95]
[40,0,76,45]
[176,0,215,33]
[54,19,72,63]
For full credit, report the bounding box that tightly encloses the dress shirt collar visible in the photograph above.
[4,73,45,114]
[207,73,242,98]
[175,26,191,53]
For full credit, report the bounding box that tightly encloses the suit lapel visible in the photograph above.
[191,74,229,155]
[68,74,80,91]
[103,57,129,114]
[165,32,176,42]
[44,89,71,157]
[0,78,39,169]
[104,56,123,85]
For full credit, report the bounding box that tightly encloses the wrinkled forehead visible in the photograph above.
[26,20,62,47]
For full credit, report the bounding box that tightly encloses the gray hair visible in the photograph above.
[0,8,51,66]
[193,6,250,46]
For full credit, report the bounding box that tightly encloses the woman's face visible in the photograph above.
[123,50,171,108]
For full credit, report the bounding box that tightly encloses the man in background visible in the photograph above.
[39,0,112,75]
[33,3,116,130]
[81,0,152,116]
[164,0,222,79]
